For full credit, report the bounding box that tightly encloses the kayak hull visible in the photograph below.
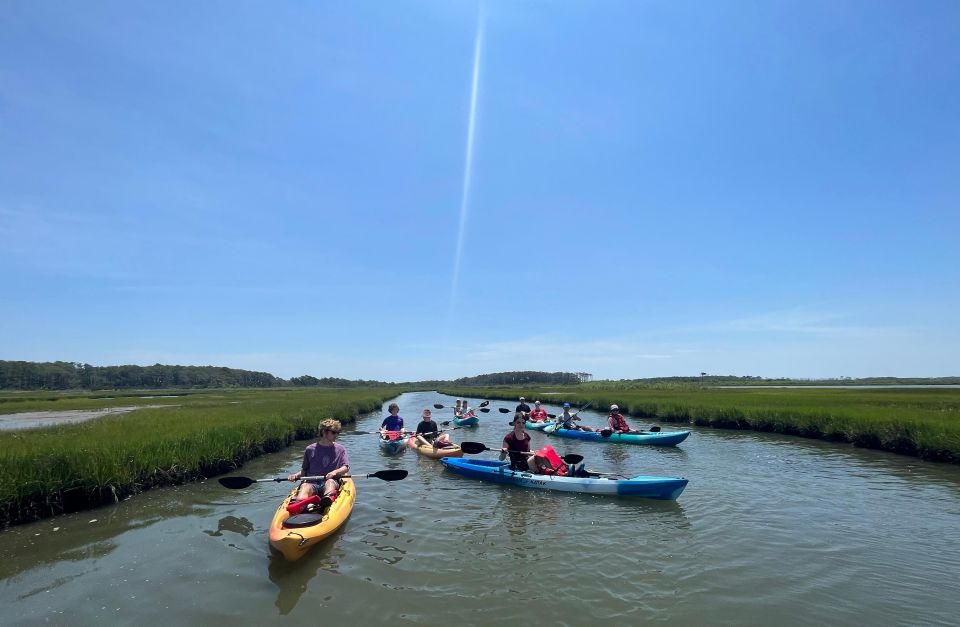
[440,458,686,500]
[269,479,356,561]
[547,426,690,446]
[454,416,480,427]
[378,435,406,455]
[406,437,464,458]
[525,420,552,431]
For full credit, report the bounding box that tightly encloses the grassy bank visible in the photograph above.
[0,388,398,527]
[442,385,960,463]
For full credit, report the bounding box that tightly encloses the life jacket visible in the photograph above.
[286,487,339,514]
[529,408,548,421]
[534,445,569,476]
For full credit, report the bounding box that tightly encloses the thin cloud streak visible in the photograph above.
[448,3,484,326]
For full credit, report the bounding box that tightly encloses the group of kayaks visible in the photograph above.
[266,403,691,561]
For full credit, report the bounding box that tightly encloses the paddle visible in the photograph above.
[433,401,489,410]
[498,407,511,414]
[218,469,409,489]
[479,408,490,413]
[347,420,457,436]
[459,441,583,465]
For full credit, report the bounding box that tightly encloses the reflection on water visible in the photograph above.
[267,533,347,615]
[359,513,409,566]
[203,515,255,538]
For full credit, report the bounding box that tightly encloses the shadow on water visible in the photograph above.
[267,528,348,616]
[203,515,255,538]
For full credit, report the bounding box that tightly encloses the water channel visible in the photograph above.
[2,391,959,625]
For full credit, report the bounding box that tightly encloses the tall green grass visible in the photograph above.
[0,388,397,526]
[443,386,960,463]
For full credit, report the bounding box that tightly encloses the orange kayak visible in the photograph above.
[268,478,356,561]
[406,437,464,459]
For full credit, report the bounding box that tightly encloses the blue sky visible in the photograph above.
[1,1,958,381]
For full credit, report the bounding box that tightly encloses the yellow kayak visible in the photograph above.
[406,436,464,459]
[268,478,356,561]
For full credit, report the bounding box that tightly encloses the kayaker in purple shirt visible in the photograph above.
[287,418,350,506]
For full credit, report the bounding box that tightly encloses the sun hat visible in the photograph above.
[422,408,432,417]
[610,404,619,411]
[519,396,525,401]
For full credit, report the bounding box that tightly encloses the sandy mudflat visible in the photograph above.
[0,405,175,431]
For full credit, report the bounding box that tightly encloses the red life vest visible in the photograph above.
[534,445,569,476]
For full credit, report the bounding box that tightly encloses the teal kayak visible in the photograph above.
[378,433,406,454]
[545,425,690,446]
[440,458,687,500]
[525,420,552,431]
[454,415,479,427]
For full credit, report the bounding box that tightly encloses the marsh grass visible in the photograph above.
[443,386,960,463]
[0,388,396,526]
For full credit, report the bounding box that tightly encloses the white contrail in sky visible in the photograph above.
[449,5,484,322]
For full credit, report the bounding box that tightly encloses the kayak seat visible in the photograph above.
[283,513,323,528]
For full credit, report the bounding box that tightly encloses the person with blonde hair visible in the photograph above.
[287,418,350,509]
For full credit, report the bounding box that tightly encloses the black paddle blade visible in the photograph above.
[480,400,490,407]
[459,441,490,455]
[650,426,661,432]
[561,454,584,465]
[433,404,444,409]
[600,429,613,438]
[479,408,490,413]
[547,413,556,419]
[368,470,408,481]
[218,476,256,489]
[498,407,510,413]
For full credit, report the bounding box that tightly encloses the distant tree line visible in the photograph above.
[451,371,583,386]
[0,361,284,391]
[289,375,396,388]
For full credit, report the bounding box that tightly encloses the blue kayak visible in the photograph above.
[454,415,480,427]
[545,425,690,446]
[379,434,406,455]
[440,458,687,500]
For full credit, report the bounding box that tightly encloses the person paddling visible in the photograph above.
[607,404,636,434]
[454,399,464,418]
[528,400,549,422]
[287,419,349,509]
[557,402,594,432]
[516,396,531,414]
[499,412,536,470]
[414,408,452,449]
[379,402,405,436]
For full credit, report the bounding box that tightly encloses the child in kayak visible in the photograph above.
[454,399,463,418]
[414,408,453,449]
[287,418,350,509]
[379,403,405,436]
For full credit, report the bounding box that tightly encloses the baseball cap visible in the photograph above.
[563,402,571,408]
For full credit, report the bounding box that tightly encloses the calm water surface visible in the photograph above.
[2,392,959,625]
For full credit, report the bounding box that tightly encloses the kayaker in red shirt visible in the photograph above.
[500,413,537,470]
[528,400,549,422]
[500,413,553,473]
[607,405,635,433]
